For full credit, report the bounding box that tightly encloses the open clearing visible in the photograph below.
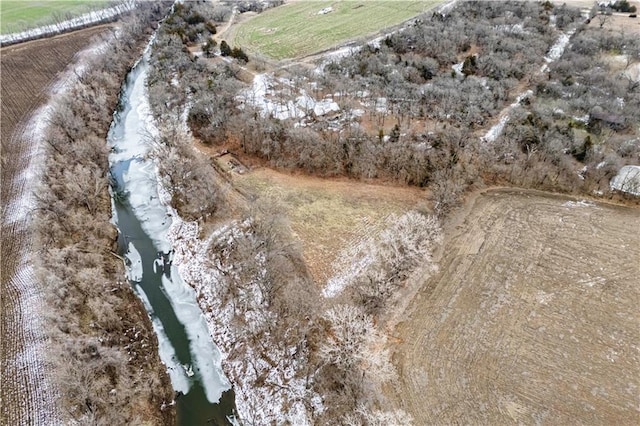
[234,168,426,282]
[0,0,109,34]
[390,189,640,424]
[228,0,439,60]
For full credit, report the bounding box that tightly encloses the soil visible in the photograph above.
[557,0,640,34]
[1,25,112,424]
[387,188,640,424]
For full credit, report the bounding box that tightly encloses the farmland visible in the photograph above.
[389,189,640,424]
[1,25,110,424]
[0,0,110,34]
[228,0,439,59]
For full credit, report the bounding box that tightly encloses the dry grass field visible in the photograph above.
[0,26,108,424]
[389,189,640,424]
[234,168,427,282]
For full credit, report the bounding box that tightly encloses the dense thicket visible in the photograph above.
[490,26,640,194]
[211,1,637,206]
[154,1,606,213]
[33,2,175,423]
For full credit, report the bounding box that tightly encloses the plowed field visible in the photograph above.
[390,189,640,424]
[1,26,108,425]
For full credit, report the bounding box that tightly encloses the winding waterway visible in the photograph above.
[107,52,235,425]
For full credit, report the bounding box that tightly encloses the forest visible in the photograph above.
[31,1,177,423]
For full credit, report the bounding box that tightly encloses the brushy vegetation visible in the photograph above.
[146,3,445,423]
[32,2,176,423]
[491,25,640,194]
[145,0,639,423]
[229,0,437,59]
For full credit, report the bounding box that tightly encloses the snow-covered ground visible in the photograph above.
[545,29,576,63]
[610,165,640,196]
[107,55,230,404]
[240,73,340,121]
[0,1,134,45]
[167,219,321,424]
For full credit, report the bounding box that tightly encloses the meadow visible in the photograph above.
[229,0,439,59]
[0,0,109,34]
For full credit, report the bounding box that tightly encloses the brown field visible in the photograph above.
[389,189,640,424]
[557,0,640,34]
[233,167,427,283]
[1,26,109,424]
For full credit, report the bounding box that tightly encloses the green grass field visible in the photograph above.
[230,0,440,60]
[0,0,109,34]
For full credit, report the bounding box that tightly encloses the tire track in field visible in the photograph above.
[1,104,62,425]
[390,189,640,425]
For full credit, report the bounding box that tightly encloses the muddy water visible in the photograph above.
[107,55,235,425]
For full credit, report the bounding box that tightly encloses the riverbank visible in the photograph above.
[107,51,236,424]
[26,2,176,423]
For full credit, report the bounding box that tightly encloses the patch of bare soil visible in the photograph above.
[389,188,640,424]
[0,26,108,424]
[560,0,640,34]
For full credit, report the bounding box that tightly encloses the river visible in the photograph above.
[107,52,235,425]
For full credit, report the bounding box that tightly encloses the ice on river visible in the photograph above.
[125,242,143,282]
[162,271,230,403]
[136,285,191,395]
[109,56,230,404]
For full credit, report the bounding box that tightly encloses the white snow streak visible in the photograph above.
[1,30,115,425]
[0,2,134,45]
[610,165,640,196]
[484,26,575,143]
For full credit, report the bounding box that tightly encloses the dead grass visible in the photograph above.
[560,0,640,35]
[389,188,640,424]
[234,168,427,283]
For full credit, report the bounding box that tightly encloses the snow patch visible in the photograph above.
[563,200,597,208]
[610,165,640,196]
[545,30,576,63]
[0,2,134,45]
[125,242,143,282]
[240,74,340,120]
[482,115,510,143]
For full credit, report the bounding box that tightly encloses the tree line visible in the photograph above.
[33,2,176,423]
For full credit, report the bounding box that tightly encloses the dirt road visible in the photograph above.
[390,189,640,424]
